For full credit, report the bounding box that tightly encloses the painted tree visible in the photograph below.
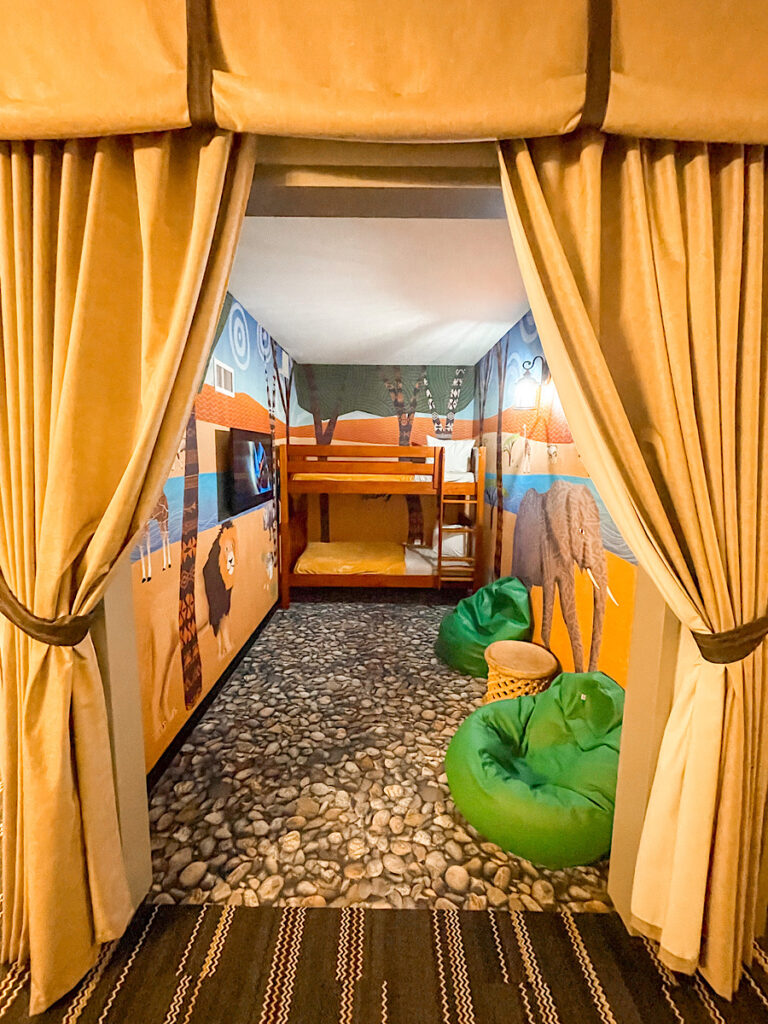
[381,365,427,445]
[474,350,494,445]
[381,366,427,543]
[271,339,294,442]
[178,406,203,710]
[264,330,278,463]
[494,335,511,577]
[178,296,233,709]
[293,363,475,545]
[422,367,466,439]
[295,364,474,433]
[294,364,354,541]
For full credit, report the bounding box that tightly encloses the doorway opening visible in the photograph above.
[133,139,633,916]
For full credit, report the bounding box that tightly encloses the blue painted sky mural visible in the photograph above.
[132,295,291,562]
[201,296,293,412]
[483,472,637,564]
[479,308,636,564]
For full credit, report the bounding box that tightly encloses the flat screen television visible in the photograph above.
[229,428,273,515]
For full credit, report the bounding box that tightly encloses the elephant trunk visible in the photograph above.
[587,562,608,671]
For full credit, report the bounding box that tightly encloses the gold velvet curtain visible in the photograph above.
[603,0,768,144]
[498,133,768,997]
[207,0,589,139]
[2,0,768,1013]
[6,0,768,145]
[0,128,255,1013]
[0,0,190,138]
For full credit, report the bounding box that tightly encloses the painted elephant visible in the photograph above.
[510,479,615,672]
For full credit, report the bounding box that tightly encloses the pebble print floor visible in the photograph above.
[147,597,612,913]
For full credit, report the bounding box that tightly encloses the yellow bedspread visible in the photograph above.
[293,541,406,575]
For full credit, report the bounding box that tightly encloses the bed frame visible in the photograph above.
[278,443,486,607]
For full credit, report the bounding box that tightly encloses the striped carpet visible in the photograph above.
[4,907,768,1022]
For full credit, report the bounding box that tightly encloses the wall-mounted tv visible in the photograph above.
[229,428,273,515]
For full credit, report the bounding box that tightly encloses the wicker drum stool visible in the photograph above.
[483,641,560,704]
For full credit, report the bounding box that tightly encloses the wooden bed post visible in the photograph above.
[278,443,291,608]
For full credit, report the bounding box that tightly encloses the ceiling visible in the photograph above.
[228,217,528,365]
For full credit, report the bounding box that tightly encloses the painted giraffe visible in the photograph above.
[382,367,427,545]
[139,493,171,583]
[422,367,466,439]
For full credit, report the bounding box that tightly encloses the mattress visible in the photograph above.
[404,546,437,575]
[415,471,475,484]
[294,541,406,575]
[405,546,474,571]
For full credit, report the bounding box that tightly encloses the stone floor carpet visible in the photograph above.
[147,597,612,913]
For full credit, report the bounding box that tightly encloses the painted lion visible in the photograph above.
[203,520,237,659]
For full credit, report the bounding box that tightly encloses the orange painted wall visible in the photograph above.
[289,417,475,445]
[489,507,636,685]
[132,296,289,769]
[477,314,637,686]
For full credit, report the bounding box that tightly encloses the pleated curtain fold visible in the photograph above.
[0,128,255,1013]
[498,133,768,998]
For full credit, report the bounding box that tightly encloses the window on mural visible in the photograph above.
[214,358,235,397]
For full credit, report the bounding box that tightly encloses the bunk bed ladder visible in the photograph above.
[436,446,486,590]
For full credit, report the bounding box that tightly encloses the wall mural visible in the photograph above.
[133,297,635,767]
[132,294,293,769]
[476,311,637,684]
[292,364,475,545]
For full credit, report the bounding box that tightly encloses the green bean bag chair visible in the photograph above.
[435,577,532,677]
[445,671,624,869]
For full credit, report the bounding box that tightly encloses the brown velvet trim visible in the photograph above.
[0,569,94,646]
[692,614,768,665]
[186,0,215,127]
[581,0,612,129]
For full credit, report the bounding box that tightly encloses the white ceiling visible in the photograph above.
[228,217,528,364]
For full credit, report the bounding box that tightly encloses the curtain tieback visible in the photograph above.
[692,613,768,665]
[0,569,94,646]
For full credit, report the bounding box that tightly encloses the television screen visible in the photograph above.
[230,428,273,515]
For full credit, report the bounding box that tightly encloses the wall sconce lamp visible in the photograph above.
[513,355,550,410]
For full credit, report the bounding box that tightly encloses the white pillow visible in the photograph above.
[427,435,475,475]
[431,523,468,557]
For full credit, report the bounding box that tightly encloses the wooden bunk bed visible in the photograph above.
[278,443,486,607]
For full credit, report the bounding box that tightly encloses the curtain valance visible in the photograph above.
[0,0,190,138]
[3,0,768,145]
[208,0,589,140]
[603,0,768,145]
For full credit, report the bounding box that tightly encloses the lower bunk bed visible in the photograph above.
[290,538,475,589]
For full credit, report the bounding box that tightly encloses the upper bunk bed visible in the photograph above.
[278,442,486,606]
[282,443,443,494]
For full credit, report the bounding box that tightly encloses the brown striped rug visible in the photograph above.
[5,907,768,1022]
